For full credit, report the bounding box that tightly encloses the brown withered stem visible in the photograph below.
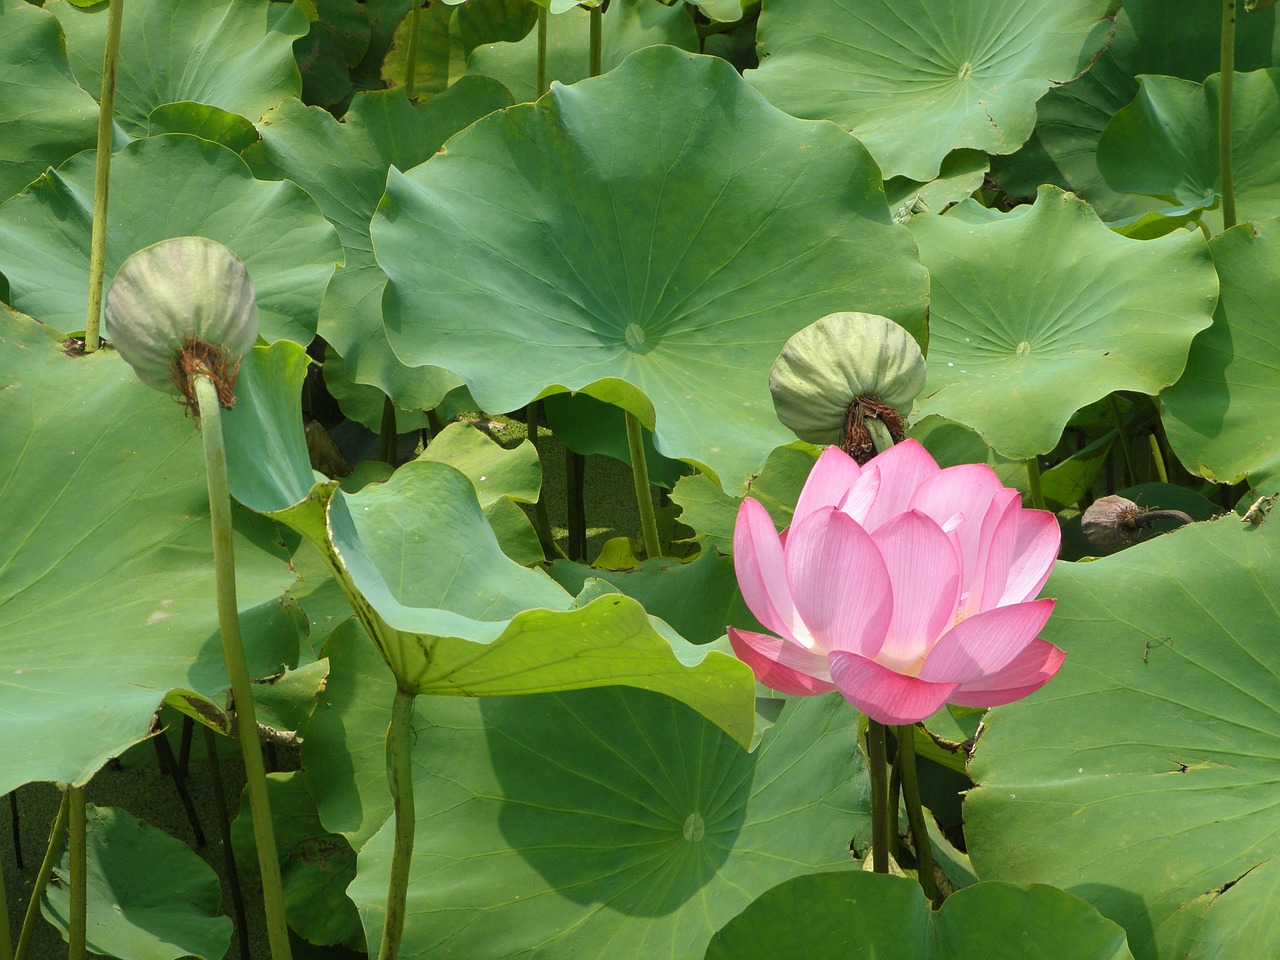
[841,395,905,465]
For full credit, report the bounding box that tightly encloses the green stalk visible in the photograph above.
[193,375,292,960]
[1220,0,1238,230]
[82,0,125,353]
[887,749,902,865]
[867,418,896,457]
[536,7,548,96]
[1148,434,1169,484]
[1107,394,1138,486]
[1024,457,1046,511]
[893,726,939,904]
[865,720,889,874]
[378,396,397,466]
[379,688,418,960]
[204,726,251,960]
[588,5,602,77]
[404,0,423,100]
[67,787,86,960]
[14,793,69,960]
[524,402,570,562]
[625,411,663,559]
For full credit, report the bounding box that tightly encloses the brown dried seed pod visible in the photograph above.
[1081,495,1195,554]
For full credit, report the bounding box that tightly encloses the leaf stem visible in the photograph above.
[536,7,548,96]
[0,837,11,960]
[193,374,292,960]
[378,396,397,466]
[1148,434,1169,484]
[865,720,889,874]
[67,786,86,960]
[379,687,418,960]
[14,792,69,960]
[625,411,663,559]
[589,5,602,78]
[404,0,423,100]
[1220,0,1237,229]
[1024,457,1046,511]
[524,402,570,562]
[82,0,125,353]
[893,725,940,904]
[1107,394,1138,486]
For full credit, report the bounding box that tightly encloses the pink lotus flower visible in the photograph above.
[728,441,1065,725]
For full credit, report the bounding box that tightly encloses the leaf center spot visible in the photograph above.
[956,61,973,80]
[683,812,705,842]
[623,323,653,354]
[1016,340,1031,357]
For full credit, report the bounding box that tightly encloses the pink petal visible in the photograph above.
[829,651,960,725]
[733,498,809,645]
[918,599,1056,683]
[949,638,1066,708]
[964,488,1021,616]
[908,463,1005,579]
[728,627,837,696]
[784,507,893,658]
[858,440,941,531]
[868,511,962,671]
[838,468,882,525]
[996,510,1061,606]
[792,447,861,529]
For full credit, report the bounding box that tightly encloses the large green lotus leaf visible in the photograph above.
[1162,219,1280,484]
[224,341,759,745]
[907,186,1217,459]
[42,805,231,960]
[704,873,1133,960]
[375,45,927,493]
[346,683,869,959]
[466,0,697,104]
[549,548,762,645]
[246,80,511,410]
[671,444,818,554]
[1097,71,1280,233]
[48,0,307,139]
[0,134,340,345]
[232,771,363,949]
[0,310,298,795]
[744,0,1116,182]
[884,149,990,223]
[965,510,1280,960]
[992,0,1280,220]
[0,0,96,203]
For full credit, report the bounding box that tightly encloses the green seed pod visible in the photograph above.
[769,312,926,447]
[104,237,259,394]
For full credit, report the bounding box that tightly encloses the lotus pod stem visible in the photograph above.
[865,720,890,874]
[194,374,292,960]
[625,411,663,559]
[379,687,418,960]
[83,0,125,354]
[1220,0,1238,229]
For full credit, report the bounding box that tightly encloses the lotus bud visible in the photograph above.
[769,312,926,463]
[104,237,259,411]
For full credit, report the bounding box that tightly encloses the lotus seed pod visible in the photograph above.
[769,311,926,448]
[104,237,259,394]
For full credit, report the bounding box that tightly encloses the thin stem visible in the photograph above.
[588,5,602,77]
[1024,457,1046,511]
[625,411,663,559]
[893,726,939,904]
[1220,0,1237,230]
[524,402,570,562]
[8,793,21,871]
[67,786,86,960]
[865,720,889,874]
[565,450,586,560]
[404,0,423,100]
[15,792,69,960]
[379,688,418,960]
[536,7,548,96]
[887,748,902,865]
[203,726,251,960]
[82,0,125,353]
[193,375,292,960]
[1148,434,1169,484]
[1107,395,1138,486]
[378,396,397,466]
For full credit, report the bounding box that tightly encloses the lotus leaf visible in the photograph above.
[908,186,1217,459]
[745,0,1116,182]
[0,134,340,345]
[965,511,1280,960]
[375,45,927,493]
